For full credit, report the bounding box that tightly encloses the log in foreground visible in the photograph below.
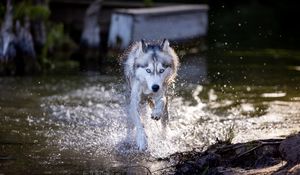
[154,132,300,175]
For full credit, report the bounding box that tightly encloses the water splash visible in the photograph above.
[41,83,235,160]
[36,79,300,171]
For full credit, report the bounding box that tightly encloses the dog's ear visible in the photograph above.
[136,39,147,54]
[160,39,170,52]
[139,39,147,53]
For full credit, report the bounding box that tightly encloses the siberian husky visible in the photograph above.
[122,39,179,151]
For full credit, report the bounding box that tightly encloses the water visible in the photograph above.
[0,53,300,174]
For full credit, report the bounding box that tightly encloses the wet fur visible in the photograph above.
[122,39,179,151]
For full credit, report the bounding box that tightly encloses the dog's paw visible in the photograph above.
[136,130,147,151]
[151,111,162,120]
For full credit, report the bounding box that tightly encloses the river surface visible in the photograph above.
[0,53,300,174]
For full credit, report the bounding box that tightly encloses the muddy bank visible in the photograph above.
[156,132,300,175]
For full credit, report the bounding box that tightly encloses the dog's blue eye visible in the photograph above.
[146,69,151,73]
[159,69,165,73]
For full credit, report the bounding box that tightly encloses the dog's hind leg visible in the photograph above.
[128,82,147,151]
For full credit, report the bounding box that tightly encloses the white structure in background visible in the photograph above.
[108,5,209,49]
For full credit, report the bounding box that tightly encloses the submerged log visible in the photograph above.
[154,133,300,175]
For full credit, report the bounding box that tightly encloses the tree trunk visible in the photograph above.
[31,0,47,54]
[81,0,102,48]
[0,0,39,75]
[0,0,15,61]
[15,18,39,75]
[77,0,102,71]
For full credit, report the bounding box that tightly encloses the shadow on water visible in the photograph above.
[1,46,300,174]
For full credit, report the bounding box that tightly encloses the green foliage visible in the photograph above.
[1,0,78,73]
[40,23,65,64]
[28,5,50,20]
[46,23,65,49]
[143,0,153,7]
[40,23,78,70]
[14,1,50,21]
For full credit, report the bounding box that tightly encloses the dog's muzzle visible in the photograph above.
[152,84,160,92]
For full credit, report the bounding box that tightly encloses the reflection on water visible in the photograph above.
[1,54,300,174]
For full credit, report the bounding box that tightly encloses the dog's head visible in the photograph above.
[133,39,179,93]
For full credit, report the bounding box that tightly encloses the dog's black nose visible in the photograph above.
[152,84,160,92]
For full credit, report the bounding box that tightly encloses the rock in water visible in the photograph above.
[288,164,300,174]
[279,133,300,164]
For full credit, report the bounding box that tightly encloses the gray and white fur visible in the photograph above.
[122,39,179,151]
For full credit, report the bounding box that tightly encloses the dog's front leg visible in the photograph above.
[151,94,168,121]
[129,82,147,151]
